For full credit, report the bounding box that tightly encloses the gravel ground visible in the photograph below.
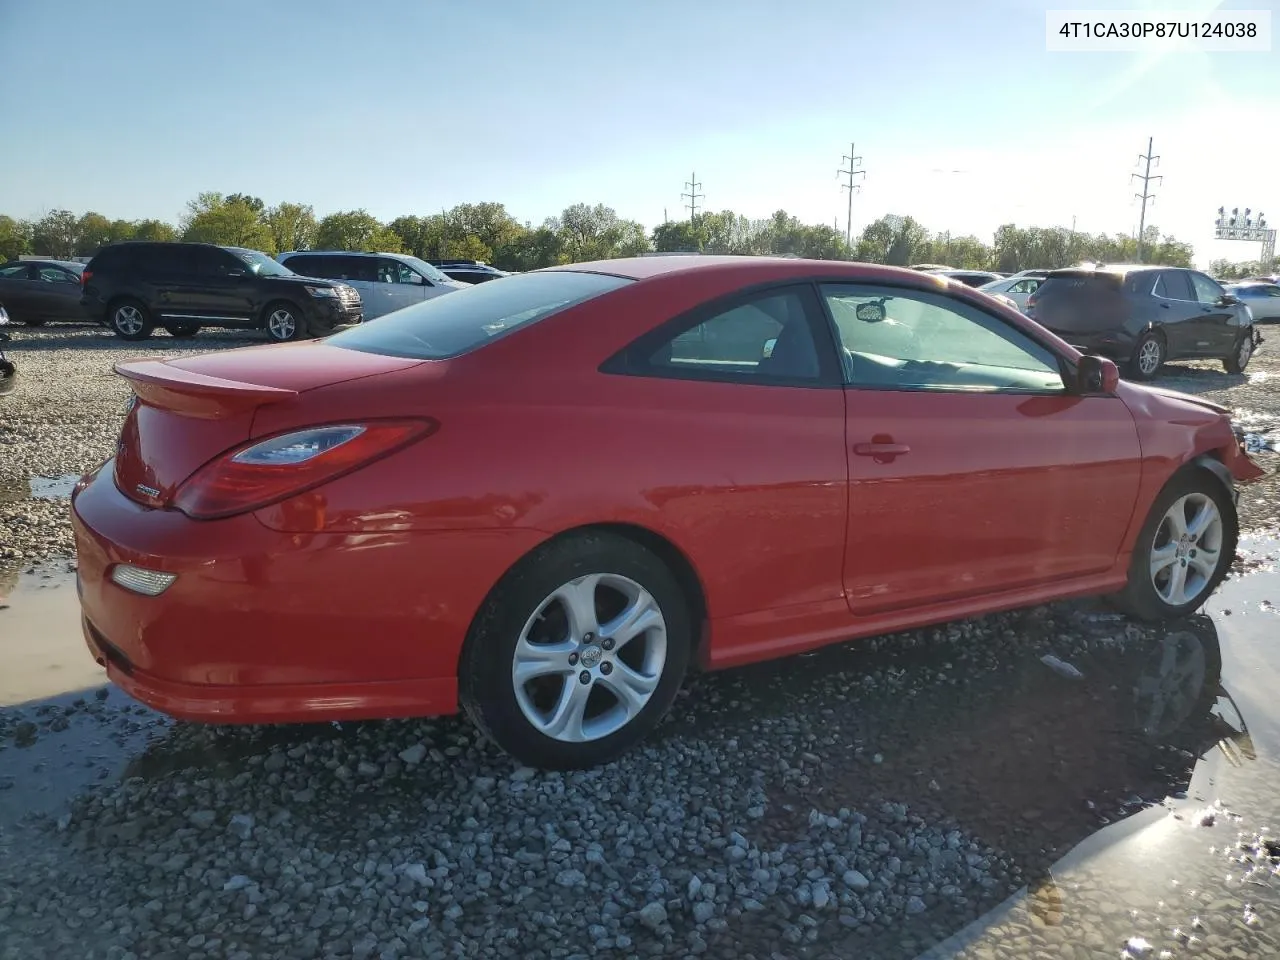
[1,323,1279,959]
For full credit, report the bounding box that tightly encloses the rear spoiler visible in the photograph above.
[114,359,298,420]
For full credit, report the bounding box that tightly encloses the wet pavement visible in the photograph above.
[0,532,1278,958]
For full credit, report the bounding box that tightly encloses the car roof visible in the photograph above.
[542,255,955,285]
[280,250,410,260]
[1045,263,1172,277]
[5,258,83,269]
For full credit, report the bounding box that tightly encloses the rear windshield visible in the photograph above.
[1034,273,1123,299]
[327,270,632,360]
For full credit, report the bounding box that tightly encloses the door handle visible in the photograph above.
[853,442,910,457]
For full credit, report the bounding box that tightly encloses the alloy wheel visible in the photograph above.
[1149,492,1224,606]
[511,573,667,743]
[268,309,297,340]
[1138,338,1162,376]
[114,305,144,336]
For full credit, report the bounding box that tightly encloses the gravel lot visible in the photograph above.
[1,323,1279,959]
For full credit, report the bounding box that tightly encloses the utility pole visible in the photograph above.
[837,143,866,248]
[681,172,704,224]
[1131,137,1162,263]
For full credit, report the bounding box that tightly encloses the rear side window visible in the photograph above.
[328,270,632,360]
[283,254,334,279]
[1035,273,1123,300]
[1153,271,1194,300]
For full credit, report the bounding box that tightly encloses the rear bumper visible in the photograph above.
[1040,327,1135,362]
[70,461,544,724]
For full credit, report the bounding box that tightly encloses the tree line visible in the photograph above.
[0,192,1199,274]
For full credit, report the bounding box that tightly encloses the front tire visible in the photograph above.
[108,298,154,341]
[263,302,305,342]
[1223,328,1254,374]
[1115,468,1237,621]
[459,532,692,770]
[1129,331,1165,381]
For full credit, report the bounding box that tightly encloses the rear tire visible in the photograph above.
[1114,468,1237,621]
[1223,328,1254,374]
[459,532,692,770]
[107,298,154,341]
[263,301,304,342]
[1128,331,1165,381]
[165,322,201,338]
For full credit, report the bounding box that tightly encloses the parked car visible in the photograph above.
[0,303,14,396]
[1225,281,1280,322]
[277,251,466,321]
[977,269,1050,311]
[1027,264,1261,380]
[72,255,1265,769]
[0,258,88,325]
[936,269,1004,288]
[426,259,512,284]
[81,242,363,342]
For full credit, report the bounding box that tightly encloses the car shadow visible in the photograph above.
[0,325,261,353]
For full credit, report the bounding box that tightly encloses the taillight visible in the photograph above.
[172,419,435,520]
[81,269,93,289]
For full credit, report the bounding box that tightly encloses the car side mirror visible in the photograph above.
[1219,293,1240,306]
[1077,355,1119,394]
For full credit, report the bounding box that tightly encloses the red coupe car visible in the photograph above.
[70,256,1265,769]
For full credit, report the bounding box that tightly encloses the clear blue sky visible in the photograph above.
[2,0,1276,264]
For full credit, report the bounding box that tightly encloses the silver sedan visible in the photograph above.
[1227,282,1280,322]
[976,270,1049,312]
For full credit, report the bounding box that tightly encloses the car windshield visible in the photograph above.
[328,270,633,359]
[400,256,451,283]
[233,249,294,278]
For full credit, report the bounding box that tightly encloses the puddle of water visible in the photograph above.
[0,563,105,706]
[27,474,79,500]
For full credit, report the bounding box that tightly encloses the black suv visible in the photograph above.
[80,242,363,342]
[1027,263,1261,380]
[425,259,510,284]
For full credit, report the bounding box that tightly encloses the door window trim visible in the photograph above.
[815,280,1073,396]
[599,280,845,389]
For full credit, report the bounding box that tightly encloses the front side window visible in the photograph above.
[231,248,293,278]
[821,284,1064,393]
[1189,272,1224,304]
[329,269,631,360]
[38,266,77,283]
[1009,278,1040,294]
[378,259,425,285]
[640,289,824,382]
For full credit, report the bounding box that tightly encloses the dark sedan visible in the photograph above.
[0,259,89,325]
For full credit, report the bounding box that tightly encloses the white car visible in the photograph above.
[1226,281,1280,322]
[977,269,1050,312]
[277,251,467,321]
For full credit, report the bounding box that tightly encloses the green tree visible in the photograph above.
[226,194,266,214]
[315,209,399,251]
[496,224,561,271]
[31,210,79,258]
[181,192,274,251]
[652,220,706,252]
[132,219,177,243]
[265,202,318,253]
[549,203,650,262]
[0,215,33,260]
[73,212,113,256]
[856,215,928,265]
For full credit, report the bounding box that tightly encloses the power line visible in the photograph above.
[1131,136,1162,262]
[681,172,704,223]
[837,143,866,249]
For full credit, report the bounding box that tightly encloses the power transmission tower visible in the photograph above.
[837,143,866,248]
[1131,137,1162,263]
[682,172,704,224]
